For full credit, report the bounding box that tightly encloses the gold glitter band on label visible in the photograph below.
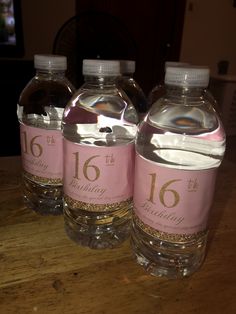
[64,194,133,212]
[23,170,62,185]
[133,213,206,243]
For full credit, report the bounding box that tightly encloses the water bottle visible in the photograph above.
[131,65,226,278]
[118,60,148,119]
[62,59,138,249]
[17,54,75,215]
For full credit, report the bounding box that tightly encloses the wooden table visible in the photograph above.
[1,137,236,314]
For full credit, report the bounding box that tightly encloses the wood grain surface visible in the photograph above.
[0,137,236,314]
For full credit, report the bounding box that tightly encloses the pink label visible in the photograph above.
[134,153,217,235]
[63,139,135,204]
[20,123,63,183]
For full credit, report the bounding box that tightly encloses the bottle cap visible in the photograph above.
[165,61,189,70]
[120,60,136,74]
[34,54,67,70]
[83,59,120,76]
[165,66,210,87]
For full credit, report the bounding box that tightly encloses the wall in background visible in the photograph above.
[21,0,75,59]
[180,0,236,75]
[20,0,185,93]
[16,0,236,76]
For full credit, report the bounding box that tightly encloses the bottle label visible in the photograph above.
[20,123,63,185]
[63,139,135,212]
[134,153,217,242]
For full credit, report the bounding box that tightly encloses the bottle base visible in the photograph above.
[64,206,131,249]
[130,223,207,279]
[22,176,63,215]
[23,195,63,216]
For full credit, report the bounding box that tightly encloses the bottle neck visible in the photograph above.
[35,69,66,79]
[83,75,118,87]
[165,84,206,98]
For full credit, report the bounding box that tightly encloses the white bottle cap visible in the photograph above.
[34,54,67,70]
[165,66,210,87]
[120,60,136,74]
[165,61,189,70]
[83,59,120,76]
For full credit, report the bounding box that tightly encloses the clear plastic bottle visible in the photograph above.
[131,65,226,278]
[62,59,138,249]
[17,54,75,215]
[117,60,148,119]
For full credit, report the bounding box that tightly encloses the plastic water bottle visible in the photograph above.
[131,65,226,278]
[17,54,75,215]
[62,59,138,249]
[118,60,148,119]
